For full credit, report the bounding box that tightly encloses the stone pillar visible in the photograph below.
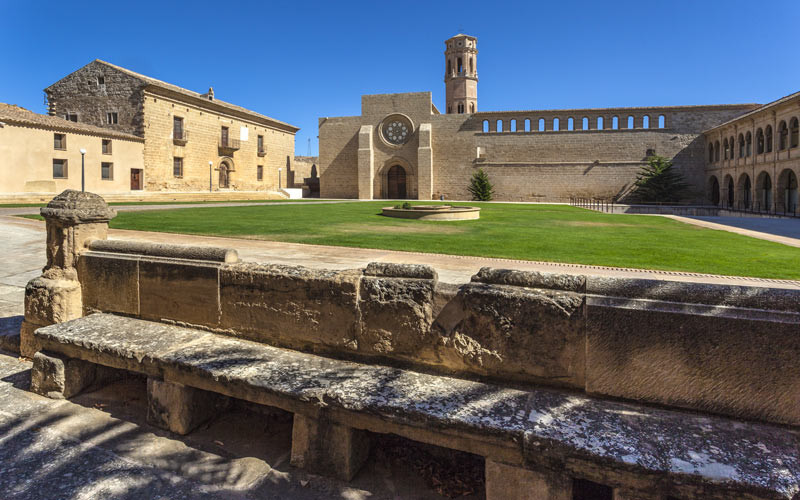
[357,125,374,200]
[146,378,228,435]
[417,123,434,200]
[30,351,98,399]
[485,460,571,500]
[290,413,371,481]
[20,190,116,357]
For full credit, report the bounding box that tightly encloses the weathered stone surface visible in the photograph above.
[472,267,586,293]
[31,350,96,399]
[585,300,800,426]
[33,314,800,498]
[40,190,117,226]
[139,258,221,327]
[147,378,228,435]
[88,239,239,263]
[358,274,436,356]
[290,414,371,481]
[485,460,571,500]
[437,283,585,388]
[78,252,139,316]
[364,262,438,281]
[219,262,360,350]
[21,277,82,357]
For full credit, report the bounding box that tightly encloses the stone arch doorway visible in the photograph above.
[755,171,772,211]
[778,169,798,213]
[219,161,232,189]
[724,175,734,207]
[708,176,720,206]
[737,173,752,209]
[387,165,407,199]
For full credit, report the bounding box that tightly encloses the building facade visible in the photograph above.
[0,103,144,195]
[704,91,800,213]
[24,60,299,195]
[318,34,764,202]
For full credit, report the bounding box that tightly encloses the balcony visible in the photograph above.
[257,146,267,157]
[218,137,240,155]
[173,129,189,146]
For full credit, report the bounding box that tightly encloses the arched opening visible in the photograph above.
[596,116,604,130]
[219,161,232,189]
[755,171,772,211]
[538,118,545,131]
[765,126,773,153]
[642,115,650,129]
[469,57,474,74]
[708,143,714,163]
[725,175,735,207]
[791,118,799,148]
[457,57,463,74]
[779,121,788,150]
[778,169,799,212]
[567,117,574,131]
[469,103,475,113]
[738,173,752,209]
[745,132,752,157]
[714,140,720,162]
[708,176,720,206]
[553,118,560,131]
[756,128,764,154]
[524,118,531,132]
[729,136,735,157]
[447,59,452,75]
[509,119,516,132]
[723,138,729,160]
[611,116,619,130]
[627,116,634,129]
[582,117,589,130]
[482,120,489,133]
[496,119,503,132]
[458,103,464,114]
[310,164,318,178]
[387,165,407,199]
[658,115,666,128]
[738,133,745,158]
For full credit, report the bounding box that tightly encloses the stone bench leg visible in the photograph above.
[485,460,571,500]
[290,413,371,481]
[31,351,98,399]
[146,378,228,435]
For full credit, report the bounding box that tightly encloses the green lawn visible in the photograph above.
[21,202,800,279]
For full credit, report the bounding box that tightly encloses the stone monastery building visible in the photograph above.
[319,34,799,209]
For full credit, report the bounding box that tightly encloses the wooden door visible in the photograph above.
[130,169,142,190]
[387,165,406,199]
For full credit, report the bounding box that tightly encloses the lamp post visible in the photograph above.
[209,161,213,192]
[278,168,282,190]
[79,149,86,192]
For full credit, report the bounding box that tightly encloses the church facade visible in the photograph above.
[318,34,761,202]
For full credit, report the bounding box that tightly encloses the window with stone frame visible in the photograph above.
[65,112,78,122]
[53,159,68,178]
[173,157,183,178]
[53,133,66,150]
[257,165,263,181]
[106,112,118,125]
[173,116,184,140]
[102,139,112,155]
[101,162,113,180]
[257,135,265,154]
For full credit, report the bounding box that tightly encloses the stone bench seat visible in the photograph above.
[32,313,800,500]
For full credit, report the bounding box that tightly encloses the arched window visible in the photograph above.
[738,133,745,158]
[469,103,475,113]
[714,140,720,162]
[708,176,720,205]
[756,128,764,154]
[643,115,650,129]
[457,57,463,74]
[482,120,489,133]
[756,171,773,211]
[524,118,531,132]
[765,126,773,153]
[738,173,752,209]
[553,118,560,131]
[538,118,545,131]
[582,117,589,130]
[458,103,464,114]
[778,169,799,212]
[510,119,517,132]
[469,57,474,74]
[597,116,604,130]
[708,143,714,163]
[779,121,788,150]
[723,138,729,160]
[725,175,735,207]
[791,118,799,148]
[567,117,574,131]
[612,116,619,129]
[627,115,634,129]
[745,132,752,157]
[496,119,503,132]
[447,59,452,75]
[658,115,666,128]
[729,136,735,157]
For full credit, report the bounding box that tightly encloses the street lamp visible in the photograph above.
[79,149,86,192]
[209,161,213,192]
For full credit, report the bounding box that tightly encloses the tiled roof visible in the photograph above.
[703,90,800,133]
[93,60,299,132]
[0,103,143,141]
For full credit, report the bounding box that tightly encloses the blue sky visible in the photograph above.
[2,0,798,155]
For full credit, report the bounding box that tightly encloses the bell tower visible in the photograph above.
[444,34,478,114]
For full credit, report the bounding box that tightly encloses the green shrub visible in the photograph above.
[468,168,494,201]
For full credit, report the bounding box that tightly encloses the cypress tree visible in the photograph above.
[468,168,495,201]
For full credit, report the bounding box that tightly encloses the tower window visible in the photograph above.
[97,76,105,86]
[106,112,118,124]
[470,57,474,73]
[457,57,463,73]
[447,59,452,75]
[65,112,78,122]
[458,103,464,114]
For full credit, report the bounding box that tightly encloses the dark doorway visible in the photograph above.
[387,165,407,199]
[219,163,230,189]
[726,177,734,207]
[709,177,720,206]
[130,169,142,190]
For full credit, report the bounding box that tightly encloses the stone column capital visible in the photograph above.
[40,189,117,225]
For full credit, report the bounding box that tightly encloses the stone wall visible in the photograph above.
[290,156,318,188]
[75,243,800,428]
[319,92,758,202]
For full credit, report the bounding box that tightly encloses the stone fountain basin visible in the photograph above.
[381,205,481,220]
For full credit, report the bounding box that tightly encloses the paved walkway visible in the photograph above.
[663,215,800,248]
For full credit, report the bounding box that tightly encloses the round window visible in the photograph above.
[381,115,413,146]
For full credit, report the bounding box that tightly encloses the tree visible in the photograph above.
[468,168,495,201]
[630,155,690,203]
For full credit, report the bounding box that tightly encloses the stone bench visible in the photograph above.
[32,313,800,500]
